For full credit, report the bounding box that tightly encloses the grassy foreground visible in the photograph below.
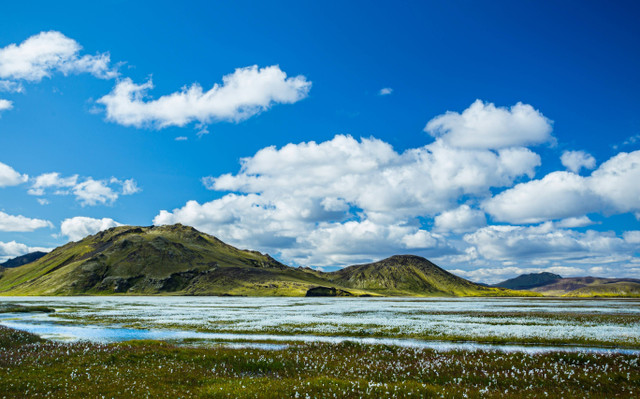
[1,326,638,398]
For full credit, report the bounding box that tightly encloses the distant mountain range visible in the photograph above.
[0,251,47,268]
[494,272,640,297]
[0,224,530,297]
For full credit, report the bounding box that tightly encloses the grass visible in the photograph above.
[0,304,55,314]
[0,325,638,398]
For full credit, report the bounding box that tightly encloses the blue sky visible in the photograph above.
[1,1,639,282]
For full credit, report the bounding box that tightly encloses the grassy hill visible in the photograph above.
[0,224,532,297]
[329,255,523,296]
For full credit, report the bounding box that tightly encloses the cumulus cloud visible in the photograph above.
[28,172,78,196]
[561,150,596,173]
[424,100,553,149]
[0,240,51,261]
[434,205,486,233]
[483,171,601,224]
[1,33,309,132]
[156,128,541,266]
[0,211,52,232]
[623,231,640,244]
[0,98,12,112]
[60,216,122,241]
[28,172,140,206]
[554,216,596,228]
[148,99,640,278]
[209,135,540,218]
[97,65,311,129]
[0,161,28,187]
[0,31,117,82]
[484,150,640,224]
[72,179,119,206]
[378,87,393,96]
[464,223,633,263]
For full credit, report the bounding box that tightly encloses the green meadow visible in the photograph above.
[1,325,638,398]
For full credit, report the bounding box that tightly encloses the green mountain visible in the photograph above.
[329,255,521,296]
[0,251,48,268]
[0,224,533,297]
[494,272,562,290]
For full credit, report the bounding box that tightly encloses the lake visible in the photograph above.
[1,296,639,353]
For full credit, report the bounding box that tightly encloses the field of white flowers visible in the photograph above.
[1,297,639,349]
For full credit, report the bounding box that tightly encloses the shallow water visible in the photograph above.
[1,296,639,353]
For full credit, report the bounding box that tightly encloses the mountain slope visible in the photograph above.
[0,252,48,268]
[329,255,529,296]
[0,224,532,297]
[494,272,562,290]
[0,224,329,296]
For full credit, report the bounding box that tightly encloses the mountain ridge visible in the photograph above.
[0,252,48,269]
[494,272,640,297]
[0,224,531,297]
[494,272,562,290]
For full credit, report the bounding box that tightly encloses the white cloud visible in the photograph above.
[484,150,640,224]
[210,135,540,218]
[0,80,24,93]
[0,31,117,82]
[1,33,307,131]
[464,224,633,263]
[561,150,596,173]
[60,216,122,241]
[623,231,640,244]
[378,87,393,96]
[0,161,28,187]
[28,172,140,206]
[424,100,553,149]
[554,216,595,228]
[0,211,52,232]
[72,178,119,206]
[0,240,51,260]
[156,132,540,266]
[0,98,13,112]
[434,205,486,233]
[0,241,30,258]
[589,151,640,215]
[28,172,78,195]
[97,65,311,129]
[119,178,141,195]
[175,136,188,141]
[447,223,640,283]
[484,171,601,224]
